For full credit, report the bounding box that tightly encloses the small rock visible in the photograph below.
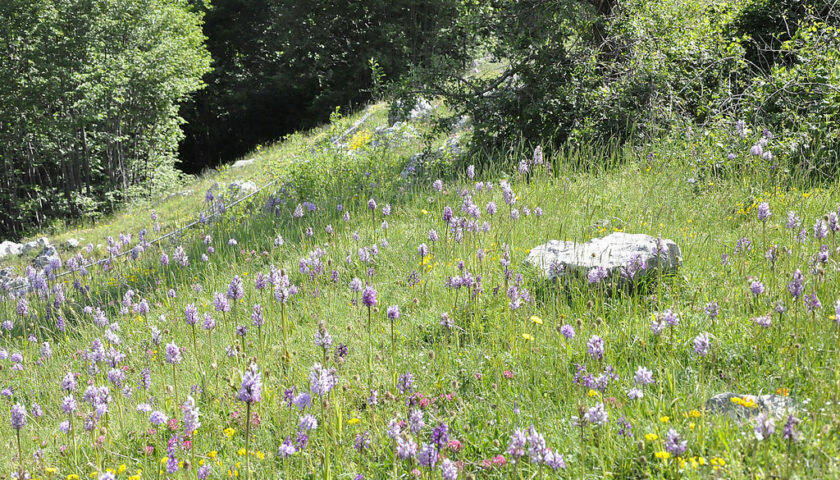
[525,232,681,282]
[370,122,418,148]
[389,98,434,126]
[408,99,434,122]
[228,181,258,195]
[0,267,27,296]
[706,392,796,422]
[64,238,81,249]
[21,237,50,255]
[442,133,464,155]
[232,158,256,168]
[400,152,435,179]
[453,115,471,132]
[164,189,193,201]
[0,240,22,259]
[33,245,61,268]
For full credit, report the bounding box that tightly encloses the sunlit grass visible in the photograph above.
[2,111,840,479]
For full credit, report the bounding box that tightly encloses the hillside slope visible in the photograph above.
[1,108,840,479]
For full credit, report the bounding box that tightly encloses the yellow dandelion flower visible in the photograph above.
[659,416,670,423]
[208,450,218,460]
[587,389,599,397]
[529,315,543,325]
[644,433,658,442]
[223,427,236,438]
[654,451,671,460]
[522,333,534,342]
[348,418,361,425]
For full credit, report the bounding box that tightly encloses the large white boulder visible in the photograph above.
[525,232,682,282]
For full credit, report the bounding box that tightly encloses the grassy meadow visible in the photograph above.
[2,104,840,480]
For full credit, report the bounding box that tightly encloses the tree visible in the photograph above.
[0,0,211,237]
[178,0,460,172]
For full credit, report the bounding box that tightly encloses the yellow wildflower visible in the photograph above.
[529,315,543,325]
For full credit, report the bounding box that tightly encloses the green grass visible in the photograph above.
[2,108,840,480]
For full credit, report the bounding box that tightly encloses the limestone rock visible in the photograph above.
[389,98,434,126]
[33,245,61,269]
[228,181,258,196]
[0,241,22,259]
[525,232,681,282]
[21,237,50,255]
[0,267,27,296]
[370,122,418,148]
[232,158,256,168]
[705,393,797,422]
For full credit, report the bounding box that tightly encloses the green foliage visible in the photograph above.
[5,110,840,477]
[178,0,460,172]
[0,0,211,238]
[744,22,840,175]
[398,0,840,173]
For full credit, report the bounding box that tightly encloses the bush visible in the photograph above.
[178,0,462,173]
[397,0,840,173]
[743,21,840,175]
